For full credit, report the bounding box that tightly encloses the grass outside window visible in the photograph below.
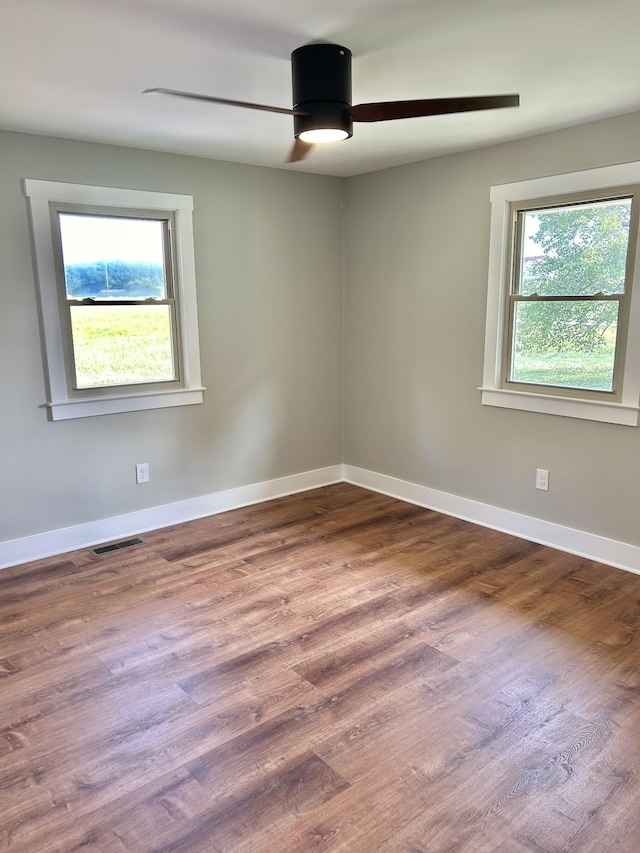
[70,306,175,388]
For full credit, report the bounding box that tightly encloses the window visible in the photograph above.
[481,163,640,426]
[25,180,204,420]
[507,193,634,397]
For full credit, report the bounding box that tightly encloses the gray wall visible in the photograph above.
[0,131,344,541]
[4,111,640,551]
[344,112,640,547]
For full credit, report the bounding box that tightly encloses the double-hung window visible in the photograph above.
[25,180,204,420]
[481,163,640,426]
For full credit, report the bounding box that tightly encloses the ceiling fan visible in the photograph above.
[145,43,519,163]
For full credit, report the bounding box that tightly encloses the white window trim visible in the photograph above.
[24,179,205,420]
[480,162,640,426]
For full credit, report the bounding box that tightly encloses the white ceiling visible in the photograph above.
[2,0,640,178]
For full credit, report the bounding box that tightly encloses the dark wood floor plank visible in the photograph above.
[2,483,640,851]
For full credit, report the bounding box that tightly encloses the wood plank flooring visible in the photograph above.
[2,483,640,851]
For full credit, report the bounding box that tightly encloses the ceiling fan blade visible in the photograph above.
[288,138,314,163]
[349,94,520,123]
[144,87,308,116]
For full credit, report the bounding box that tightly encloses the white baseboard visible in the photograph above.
[4,462,639,577]
[0,465,345,569]
[344,465,640,577]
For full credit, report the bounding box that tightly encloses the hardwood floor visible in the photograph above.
[2,483,640,852]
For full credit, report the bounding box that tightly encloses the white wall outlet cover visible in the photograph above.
[536,468,549,491]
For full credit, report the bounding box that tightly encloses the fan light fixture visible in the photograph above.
[292,45,354,147]
[299,128,350,143]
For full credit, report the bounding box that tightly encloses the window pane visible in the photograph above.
[58,214,167,299]
[511,300,619,391]
[520,198,631,297]
[70,305,175,388]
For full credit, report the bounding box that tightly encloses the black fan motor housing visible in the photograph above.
[291,43,353,139]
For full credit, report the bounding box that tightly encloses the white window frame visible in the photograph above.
[480,162,640,426]
[24,179,205,420]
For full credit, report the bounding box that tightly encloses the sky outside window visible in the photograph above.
[58,213,165,264]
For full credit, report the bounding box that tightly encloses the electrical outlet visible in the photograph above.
[536,468,549,491]
[136,462,150,484]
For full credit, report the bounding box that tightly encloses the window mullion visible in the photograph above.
[511,294,623,303]
[67,298,174,307]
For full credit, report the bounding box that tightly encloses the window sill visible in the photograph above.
[479,386,640,426]
[45,386,206,421]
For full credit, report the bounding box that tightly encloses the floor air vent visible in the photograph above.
[91,537,145,556]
